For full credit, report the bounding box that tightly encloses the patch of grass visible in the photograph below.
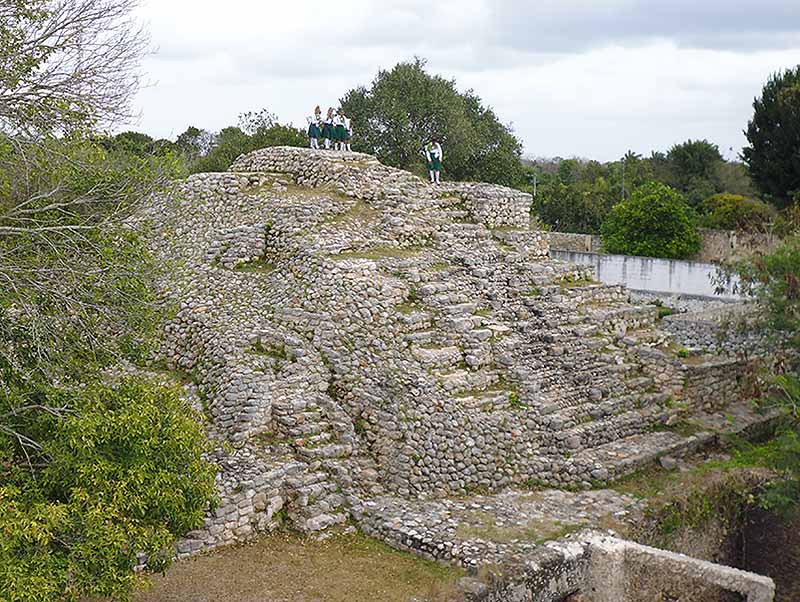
[323,201,379,225]
[455,512,581,544]
[558,274,598,289]
[234,257,276,274]
[135,531,465,602]
[329,246,427,261]
[252,430,287,447]
[658,307,676,320]
[508,391,526,410]
[396,302,421,315]
[249,341,290,361]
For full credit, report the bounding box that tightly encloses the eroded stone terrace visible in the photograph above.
[138,147,777,567]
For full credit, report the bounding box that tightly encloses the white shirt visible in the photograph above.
[427,143,443,161]
[343,117,352,132]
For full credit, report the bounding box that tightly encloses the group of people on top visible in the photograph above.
[307,106,352,151]
[306,106,444,185]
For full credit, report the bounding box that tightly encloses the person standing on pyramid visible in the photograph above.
[425,138,443,184]
[340,111,353,152]
[322,107,335,150]
[307,106,322,149]
[333,110,347,151]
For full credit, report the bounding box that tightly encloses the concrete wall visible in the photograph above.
[586,536,775,602]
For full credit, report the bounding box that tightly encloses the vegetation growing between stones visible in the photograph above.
[726,235,800,514]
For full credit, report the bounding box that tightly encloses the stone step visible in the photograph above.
[404,329,439,345]
[570,430,715,483]
[436,368,501,394]
[411,345,463,369]
[543,392,667,430]
[455,390,512,411]
[398,311,433,330]
[441,302,479,315]
[287,420,329,438]
[297,443,353,460]
[552,407,668,453]
[416,281,457,297]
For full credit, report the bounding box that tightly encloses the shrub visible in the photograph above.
[600,182,701,259]
[0,379,217,602]
[700,193,775,232]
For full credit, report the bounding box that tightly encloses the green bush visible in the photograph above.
[700,193,775,231]
[600,181,701,259]
[0,379,216,602]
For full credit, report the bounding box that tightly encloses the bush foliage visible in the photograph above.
[699,193,775,232]
[600,182,702,259]
[0,380,216,602]
[732,237,800,514]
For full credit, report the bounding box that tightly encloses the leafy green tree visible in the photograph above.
[743,66,800,208]
[600,181,701,259]
[340,58,524,187]
[187,110,307,174]
[176,126,214,161]
[104,131,156,157]
[664,139,723,206]
[535,178,615,234]
[191,126,251,173]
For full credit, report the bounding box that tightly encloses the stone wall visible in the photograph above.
[697,228,782,264]
[586,537,774,602]
[547,232,602,254]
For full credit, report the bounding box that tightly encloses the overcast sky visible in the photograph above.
[132,0,800,162]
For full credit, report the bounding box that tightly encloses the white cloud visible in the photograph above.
[130,0,800,161]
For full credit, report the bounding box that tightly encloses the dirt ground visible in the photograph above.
[742,508,800,602]
[134,531,464,602]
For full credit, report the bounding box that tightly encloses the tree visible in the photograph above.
[339,58,524,187]
[187,110,307,173]
[600,181,701,259]
[0,0,148,134]
[176,126,214,161]
[0,3,216,598]
[743,66,800,208]
[105,131,156,157]
[665,139,723,206]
